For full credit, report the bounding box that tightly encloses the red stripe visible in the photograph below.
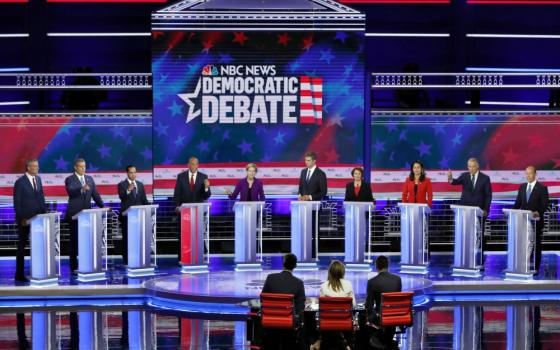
[154,162,360,168]
[300,90,323,98]
[0,185,153,197]
[300,103,323,110]
[300,76,310,83]
[311,78,323,85]
[468,0,560,3]
[300,117,316,124]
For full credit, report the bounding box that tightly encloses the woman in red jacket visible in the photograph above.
[402,160,433,207]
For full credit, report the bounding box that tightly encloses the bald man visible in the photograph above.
[512,166,549,272]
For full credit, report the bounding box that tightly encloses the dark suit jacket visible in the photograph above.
[512,181,549,227]
[451,172,492,212]
[228,178,265,201]
[173,171,211,206]
[365,271,402,316]
[262,270,306,315]
[298,167,327,201]
[344,181,374,202]
[402,177,433,207]
[64,174,104,221]
[13,174,47,223]
[118,180,149,217]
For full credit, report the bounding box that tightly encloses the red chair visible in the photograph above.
[260,293,296,329]
[317,296,356,331]
[380,291,414,332]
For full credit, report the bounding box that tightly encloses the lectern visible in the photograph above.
[453,306,482,350]
[122,204,159,277]
[451,205,484,277]
[179,202,211,273]
[72,208,109,282]
[398,203,430,274]
[506,305,534,350]
[28,212,61,285]
[291,201,321,270]
[32,311,56,349]
[233,201,265,271]
[503,208,537,280]
[343,201,374,271]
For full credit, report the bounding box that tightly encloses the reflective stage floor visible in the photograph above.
[1,253,560,348]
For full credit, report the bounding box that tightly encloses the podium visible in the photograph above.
[128,311,155,349]
[453,306,482,350]
[28,212,61,286]
[233,201,265,271]
[506,305,534,350]
[398,203,430,274]
[451,205,483,277]
[503,208,537,280]
[122,204,159,277]
[72,208,109,282]
[180,202,211,273]
[290,201,321,270]
[32,311,56,349]
[79,311,106,349]
[343,201,374,271]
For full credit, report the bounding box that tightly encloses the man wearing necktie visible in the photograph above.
[448,158,492,266]
[118,165,149,265]
[173,157,211,260]
[297,152,328,259]
[512,166,549,272]
[64,158,104,274]
[13,159,47,282]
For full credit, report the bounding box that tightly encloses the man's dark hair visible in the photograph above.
[375,255,389,271]
[126,165,136,172]
[304,151,317,161]
[283,253,298,271]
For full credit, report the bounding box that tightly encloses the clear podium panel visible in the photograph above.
[79,311,106,350]
[506,305,533,350]
[128,311,154,350]
[398,203,430,274]
[453,306,482,350]
[180,203,211,273]
[451,205,483,277]
[32,311,57,349]
[290,201,320,267]
[234,201,264,271]
[504,208,537,279]
[73,208,109,282]
[124,204,159,276]
[29,213,61,285]
[343,201,373,270]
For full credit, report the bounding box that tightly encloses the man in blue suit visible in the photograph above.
[65,158,104,274]
[118,165,149,265]
[448,157,492,266]
[13,159,47,282]
[173,157,211,260]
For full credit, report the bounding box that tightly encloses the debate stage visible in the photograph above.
[2,253,560,315]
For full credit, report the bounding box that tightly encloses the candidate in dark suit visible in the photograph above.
[262,253,306,315]
[298,152,327,202]
[118,165,149,265]
[65,158,104,273]
[402,161,433,207]
[448,158,492,265]
[225,163,265,201]
[173,157,211,260]
[344,167,374,202]
[13,159,47,282]
[512,166,549,272]
[365,255,402,348]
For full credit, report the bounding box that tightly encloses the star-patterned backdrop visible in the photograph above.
[371,114,560,171]
[151,31,365,178]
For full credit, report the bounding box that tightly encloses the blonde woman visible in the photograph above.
[311,260,355,350]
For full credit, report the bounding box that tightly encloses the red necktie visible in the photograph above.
[32,177,37,193]
[190,174,195,191]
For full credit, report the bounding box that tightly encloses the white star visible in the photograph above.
[177,77,201,123]
[328,115,345,127]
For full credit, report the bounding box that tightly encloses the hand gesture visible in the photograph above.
[447,169,453,183]
[224,187,232,195]
[128,182,135,192]
[204,179,210,189]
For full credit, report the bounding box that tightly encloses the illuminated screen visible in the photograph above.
[152,31,365,195]
[0,114,152,199]
[370,113,560,196]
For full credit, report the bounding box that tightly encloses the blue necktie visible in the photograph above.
[306,170,311,182]
[526,184,532,202]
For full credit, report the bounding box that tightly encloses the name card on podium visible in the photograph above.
[180,202,211,273]
[398,203,430,274]
[290,201,321,270]
[28,212,61,286]
[233,201,265,271]
[503,208,538,280]
[122,204,159,277]
[72,207,109,282]
[343,201,374,271]
[451,205,483,277]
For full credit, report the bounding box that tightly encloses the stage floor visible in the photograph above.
[1,253,560,314]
